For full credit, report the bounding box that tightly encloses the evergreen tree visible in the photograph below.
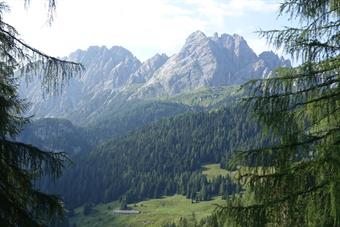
[120,196,128,210]
[0,1,82,226]
[83,204,93,216]
[218,0,340,226]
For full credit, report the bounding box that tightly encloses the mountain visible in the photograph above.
[19,46,141,122]
[134,31,290,97]
[19,31,290,124]
[16,32,292,211]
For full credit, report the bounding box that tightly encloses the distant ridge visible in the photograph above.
[19,31,290,121]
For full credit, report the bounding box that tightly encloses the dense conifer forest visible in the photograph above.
[41,106,267,208]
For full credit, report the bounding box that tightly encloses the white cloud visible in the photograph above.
[4,0,281,61]
[183,0,278,17]
[247,38,272,54]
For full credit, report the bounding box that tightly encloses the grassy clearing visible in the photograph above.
[70,195,225,227]
[164,86,239,107]
[201,163,232,181]
[201,163,271,183]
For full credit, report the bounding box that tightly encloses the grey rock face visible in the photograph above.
[68,45,141,89]
[19,46,141,120]
[134,31,290,97]
[129,53,168,84]
[258,51,291,69]
[19,31,290,121]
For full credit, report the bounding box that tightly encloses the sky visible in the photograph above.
[5,0,294,62]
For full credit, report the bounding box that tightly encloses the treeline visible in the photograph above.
[85,100,199,143]
[43,106,266,208]
[118,173,239,204]
[19,101,197,154]
[162,213,227,227]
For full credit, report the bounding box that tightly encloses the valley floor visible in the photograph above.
[70,195,225,227]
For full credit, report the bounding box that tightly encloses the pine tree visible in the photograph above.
[217,0,340,226]
[0,1,83,226]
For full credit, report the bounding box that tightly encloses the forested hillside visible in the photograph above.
[14,30,291,227]
[20,86,238,149]
[16,30,288,216]
[85,100,200,142]
[43,106,268,208]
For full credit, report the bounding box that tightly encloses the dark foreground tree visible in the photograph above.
[217,0,339,226]
[0,1,83,226]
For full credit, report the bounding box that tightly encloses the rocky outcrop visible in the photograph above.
[128,53,168,84]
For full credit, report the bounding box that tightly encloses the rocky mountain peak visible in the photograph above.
[134,31,290,97]
[149,53,169,63]
[185,30,208,43]
[20,45,141,120]
[213,33,233,48]
[181,31,211,54]
[68,45,138,66]
[128,53,169,84]
[20,31,291,120]
[259,51,291,69]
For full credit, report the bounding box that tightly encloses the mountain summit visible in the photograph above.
[19,31,290,122]
[134,31,290,97]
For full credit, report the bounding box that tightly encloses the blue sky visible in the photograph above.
[5,0,295,62]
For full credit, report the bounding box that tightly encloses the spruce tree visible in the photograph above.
[0,1,83,226]
[217,0,340,226]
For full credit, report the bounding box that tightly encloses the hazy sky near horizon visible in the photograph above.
[5,0,293,61]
